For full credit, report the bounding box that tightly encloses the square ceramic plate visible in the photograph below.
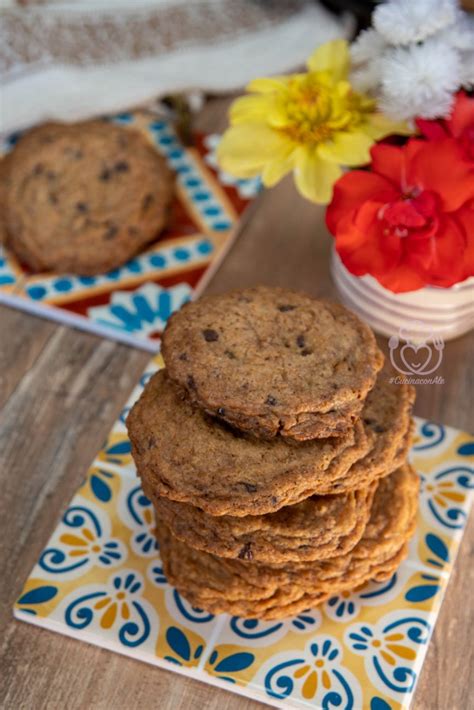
[0,114,258,351]
[14,354,474,710]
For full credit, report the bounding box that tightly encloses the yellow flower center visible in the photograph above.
[276,73,375,147]
[315,659,324,668]
[116,591,126,600]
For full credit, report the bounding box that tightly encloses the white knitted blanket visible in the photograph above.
[0,0,348,134]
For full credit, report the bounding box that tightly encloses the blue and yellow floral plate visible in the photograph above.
[0,116,258,351]
[14,353,474,710]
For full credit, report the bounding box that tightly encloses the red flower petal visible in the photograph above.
[326,170,397,234]
[376,264,427,293]
[453,200,474,279]
[446,90,474,138]
[370,143,405,186]
[383,191,440,240]
[384,200,427,229]
[404,214,466,287]
[335,201,402,276]
[406,138,474,213]
[416,118,448,141]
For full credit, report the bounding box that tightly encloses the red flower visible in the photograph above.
[417,91,474,164]
[326,139,474,292]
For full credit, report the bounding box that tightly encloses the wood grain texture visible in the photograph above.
[0,98,473,710]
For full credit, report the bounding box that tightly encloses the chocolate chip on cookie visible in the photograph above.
[162,287,384,441]
[126,369,369,517]
[151,483,377,564]
[155,465,419,619]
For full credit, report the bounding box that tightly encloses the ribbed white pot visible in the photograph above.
[331,249,474,341]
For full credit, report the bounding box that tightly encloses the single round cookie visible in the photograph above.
[161,287,384,440]
[156,464,419,620]
[5,121,174,275]
[127,369,370,517]
[151,483,376,564]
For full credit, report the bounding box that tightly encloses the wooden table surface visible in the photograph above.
[1,99,473,710]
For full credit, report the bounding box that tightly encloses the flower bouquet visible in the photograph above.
[217,0,474,340]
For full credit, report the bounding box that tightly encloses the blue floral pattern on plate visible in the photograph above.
[420,464,474,532]
[257,636,361,707]
[346,611,431,702]
[324,572,409,624]
[0,247,17,287]
[88,282,192,337]
[17,585,58,616]
[61,570,158,649]
[119,485,158,557]
[405,533,449,603]
[38,497,126,579]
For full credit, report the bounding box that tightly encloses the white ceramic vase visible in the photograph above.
[331,249,474,342]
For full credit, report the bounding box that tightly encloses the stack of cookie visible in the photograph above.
[127,287,418,620]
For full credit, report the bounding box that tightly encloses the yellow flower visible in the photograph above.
[217,39,410,204]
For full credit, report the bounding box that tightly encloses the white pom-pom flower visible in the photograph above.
[440,12,474,50]
[350,29,387,65]
[351,64,383,94]
[349,0,472,121]
[379,38,461,120]
[373,0,456,45]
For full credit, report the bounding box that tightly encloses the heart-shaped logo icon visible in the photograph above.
[400,343,433,373]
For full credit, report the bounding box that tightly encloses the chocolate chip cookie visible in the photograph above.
[151,483,376,563]
[161,287,384,440]
[127,369,370,517]
[128,368,412,518]
[156,464,419,619]
[148,379,412,562]
[4,121,173,274]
